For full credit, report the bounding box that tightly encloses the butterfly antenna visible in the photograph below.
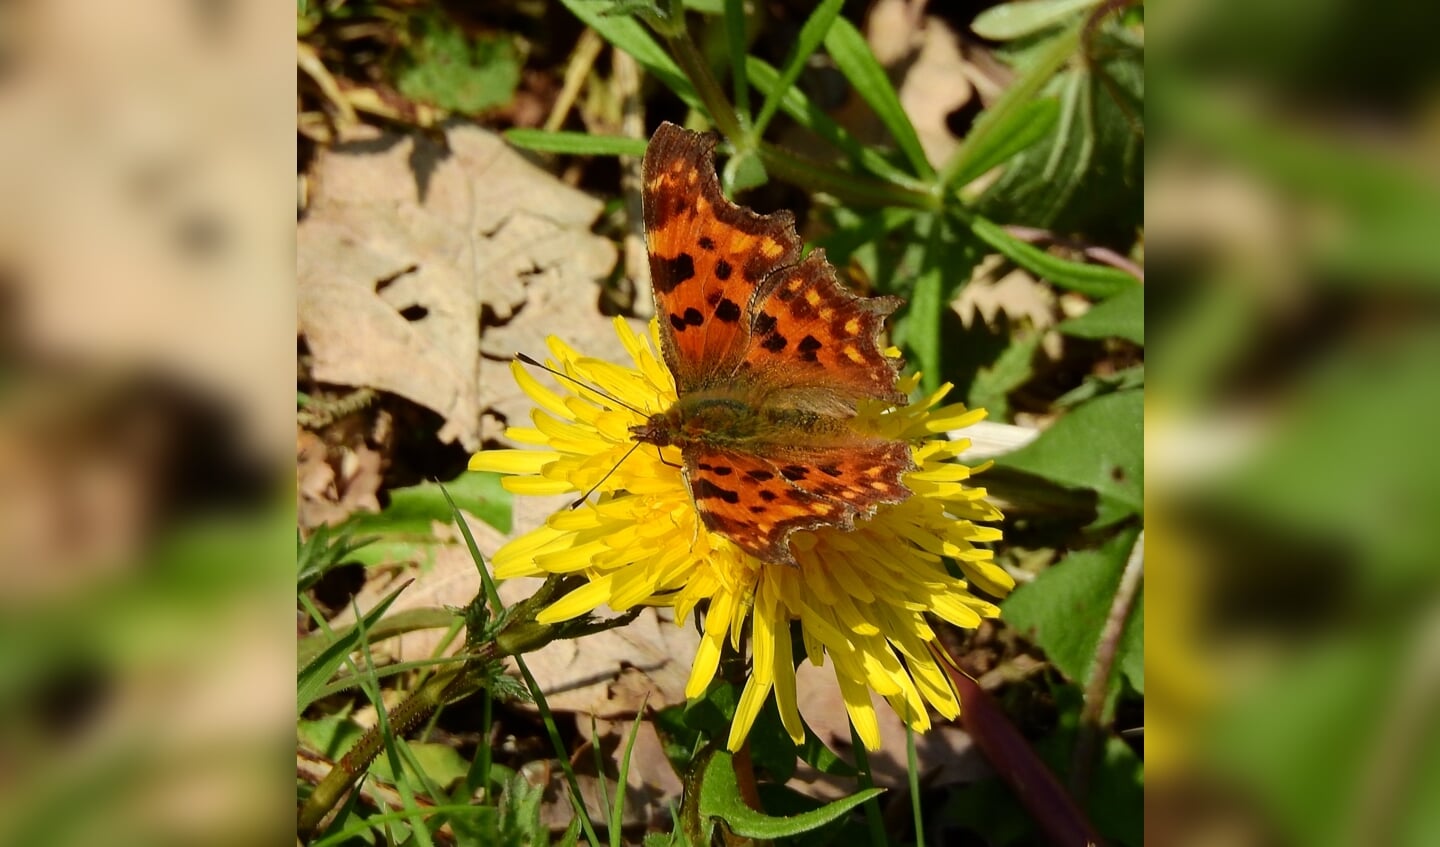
[569,440,644,509]
[514,352,651,417]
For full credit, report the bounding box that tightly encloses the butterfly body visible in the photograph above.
[641,123,916,565]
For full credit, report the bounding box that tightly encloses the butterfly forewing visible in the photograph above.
[642,125,801,393]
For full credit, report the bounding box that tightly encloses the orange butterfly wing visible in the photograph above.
[639,122,916,565]
[642,125,800,392]
[686,440,913,565]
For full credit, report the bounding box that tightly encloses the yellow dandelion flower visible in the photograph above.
[470,317,1010,750]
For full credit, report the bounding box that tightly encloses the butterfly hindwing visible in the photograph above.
[741,250,906,412]
[686,441,914,565]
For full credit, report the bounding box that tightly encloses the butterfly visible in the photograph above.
[630,122,915,565]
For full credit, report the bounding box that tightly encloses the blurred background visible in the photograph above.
[1,0,1438,843]
[1149,0,1440,844]
[0,2,293,845]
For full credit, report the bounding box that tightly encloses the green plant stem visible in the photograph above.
[297,582,637,841]
[941,19,1082,189]
[759,142,938,211]
[849,725,888,847]
[299,654,484,837]
[663,27,743,141]
[1070,529,1144,800]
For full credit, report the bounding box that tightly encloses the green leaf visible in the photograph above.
[371,742,469,790]
[745,59,916,185]
[946,98,1061,189]
[977,27,1143,243]
[972,0,1101,41]
[692,750,883,841]
[297,524,379,591]
[498,768,547,847]
[298,712,364,759]
[340,472,511,568]
[902,261,944,394]
[1053,363,1145,408]
[967,333,1040,422]
[823,17,934,179]
[798,718,857,777]
[722,0,750,121]
[298,581,410,714]
[504,129,649,157]
[1058,284,1144,344]
[998,389,1142,522]
[1205,629,1410,847]
[1002,527,1142,701]
[555,0,702,110]
[722,147,769,193]
[967,214,1139,298]
[396,19,520,114]
[751,0,845,138]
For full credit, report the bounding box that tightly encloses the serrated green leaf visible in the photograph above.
[968,215,1139,298]
[998,389,1142,521]
[499,769,547,847]
[972,0,1101,40]
[967,333,1040,422]
[824,17,934,179]
[1058,284,1144,344]
[556,0,702,110]
[504,129,649,157]
[694,750,883,841]
[1002,528,1141,700]
[946,98,1061,189]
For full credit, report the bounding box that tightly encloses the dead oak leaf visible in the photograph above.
[298,122,617,452]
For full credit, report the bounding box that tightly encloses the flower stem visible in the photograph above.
[1070,529,1144,798]
[759,142,939,211]
[298,652,485,837]
[663,26,743,142]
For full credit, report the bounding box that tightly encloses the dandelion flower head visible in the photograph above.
[470,318,1010,750]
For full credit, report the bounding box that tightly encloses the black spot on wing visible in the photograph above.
[797,335,822,363]
[693,478,739,504]
[761,333,787,353]
[683,307,704,326]
[745,469,774,482]
[715,298,742,323]
[819,464,843,477]
[699,236,716,250]
[780,465,808,481]
[754,312,777,336]
[653,253,695,294]
[714,259,732,280]
[759,490,777,502]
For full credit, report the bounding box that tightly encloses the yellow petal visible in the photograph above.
[469,450,559,474]
[537,574,615,623]
[727,673,773,752]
